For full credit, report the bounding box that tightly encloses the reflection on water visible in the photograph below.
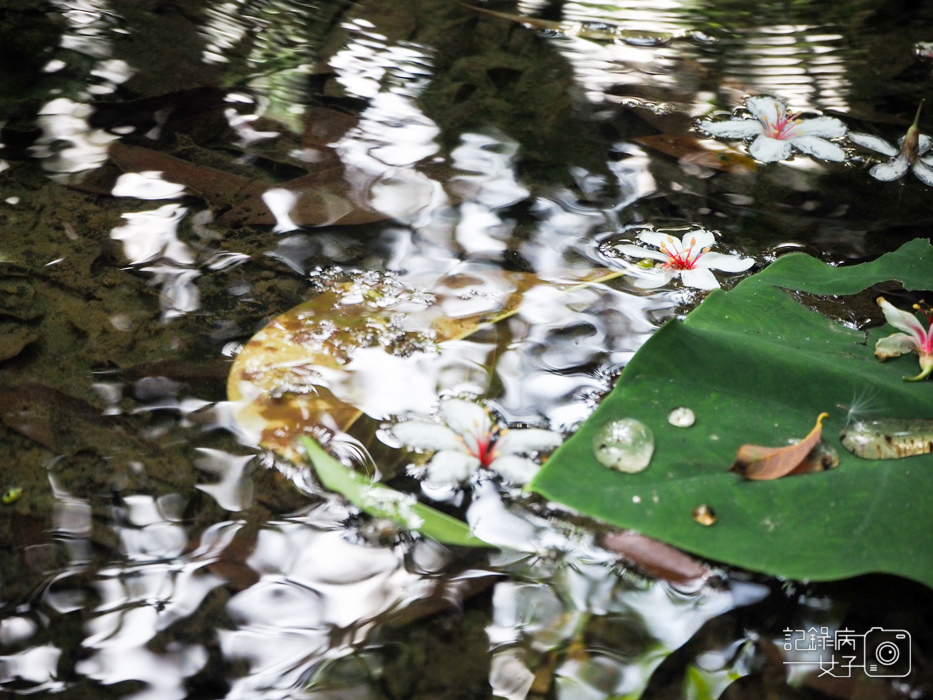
[1,0,932,697]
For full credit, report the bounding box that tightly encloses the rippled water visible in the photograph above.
[1,0,932,697]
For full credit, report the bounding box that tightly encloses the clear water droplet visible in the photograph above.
[668,407,695,428]
[593,418,654,473]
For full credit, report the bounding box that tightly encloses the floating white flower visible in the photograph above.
[698,96,847,162]
[614,229,754,290]
[391,398,563,486]
[848,104,933,185]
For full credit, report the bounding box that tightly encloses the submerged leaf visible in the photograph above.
[731,413,829,480]
[634,133,757,173]
[107,142,385,227]
[300,436,492,548]
[600,531,708,584]
[227,268,622,458]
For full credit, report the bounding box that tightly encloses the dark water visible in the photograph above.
[0,0,932,697]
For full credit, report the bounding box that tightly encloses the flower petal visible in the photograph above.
[745,96,786,124]
[680,228,716,250]
[439,399,492,441]
[631,268,677,289]
[694,251,755,273]
[912,160,933,187]
[789,135,846,161]
[496,428,563,456]
[679,267,720,290]
[870,155,910,181]
[392,421,463,452]
[847,132,898,157]
[637,230,679,249]
[425,450,481,485]
[792,116,847,139]
[748,134,793,162]
[875,333,919,361]
[877,297,926,338]
[489,454,541,485]
[918,134,932,155]
[614,243,670,263]
[697,118,764,140]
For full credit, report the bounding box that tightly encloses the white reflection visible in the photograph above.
[30,98,119,177]
[110,203,193,265]
[112,171,186,200]
[199,1,251,64]
[0,645,63,692]
[76,644,208,700]
[194,448,255,512]
[140,265,201,320]
[220,522,440,697]
[261,188,299,233]
[451,131,529,209]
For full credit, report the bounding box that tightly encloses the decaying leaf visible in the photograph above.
[600,531,709,584]
[731,412,830,480]
[227,268,622,460]
[634,133,757,173]
[106,142,386,228]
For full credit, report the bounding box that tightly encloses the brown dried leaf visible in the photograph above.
[731,412,829,481]
[108,142,386,227]
[600,531,709,584]
[634,133,757,173]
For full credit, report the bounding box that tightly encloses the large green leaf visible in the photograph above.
[530,238,933,588]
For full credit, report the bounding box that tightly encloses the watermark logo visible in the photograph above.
[782,626,911,678]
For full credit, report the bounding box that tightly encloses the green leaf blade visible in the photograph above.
[300,436,494,548]
[530,239,933,588]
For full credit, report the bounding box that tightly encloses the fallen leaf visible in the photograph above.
[634,133,757,173]
[600,531,709,584]
[731,412,830,480]
[227,268,625,459]
[107,142,386,227]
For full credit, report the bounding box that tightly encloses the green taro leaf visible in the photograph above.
[530,238,933,588]
[300,437,493,548]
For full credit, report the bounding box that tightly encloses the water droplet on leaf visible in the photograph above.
[692,504,716,526]
[840,418,933,459]
[667,407,695,427]
[593,418,654,473]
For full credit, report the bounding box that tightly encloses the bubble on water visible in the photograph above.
[593,418,654,473]
[668,407,695,428]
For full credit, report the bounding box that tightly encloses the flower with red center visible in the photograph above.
[391,398,563,485]
[698,96,847,162]
[875,297,933,381]
[613,228,754,290]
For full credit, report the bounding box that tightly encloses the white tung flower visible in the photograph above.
[390,398,563,486]
[614,228,754,290]
[848,103,933,186]
[698,96,847,163]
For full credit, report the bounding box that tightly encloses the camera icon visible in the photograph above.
[863,627,911,678]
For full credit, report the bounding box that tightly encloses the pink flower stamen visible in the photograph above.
[659,236,710,271]
[912,301,933,354]
[763,109,801,140]
[463,426,500,468]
